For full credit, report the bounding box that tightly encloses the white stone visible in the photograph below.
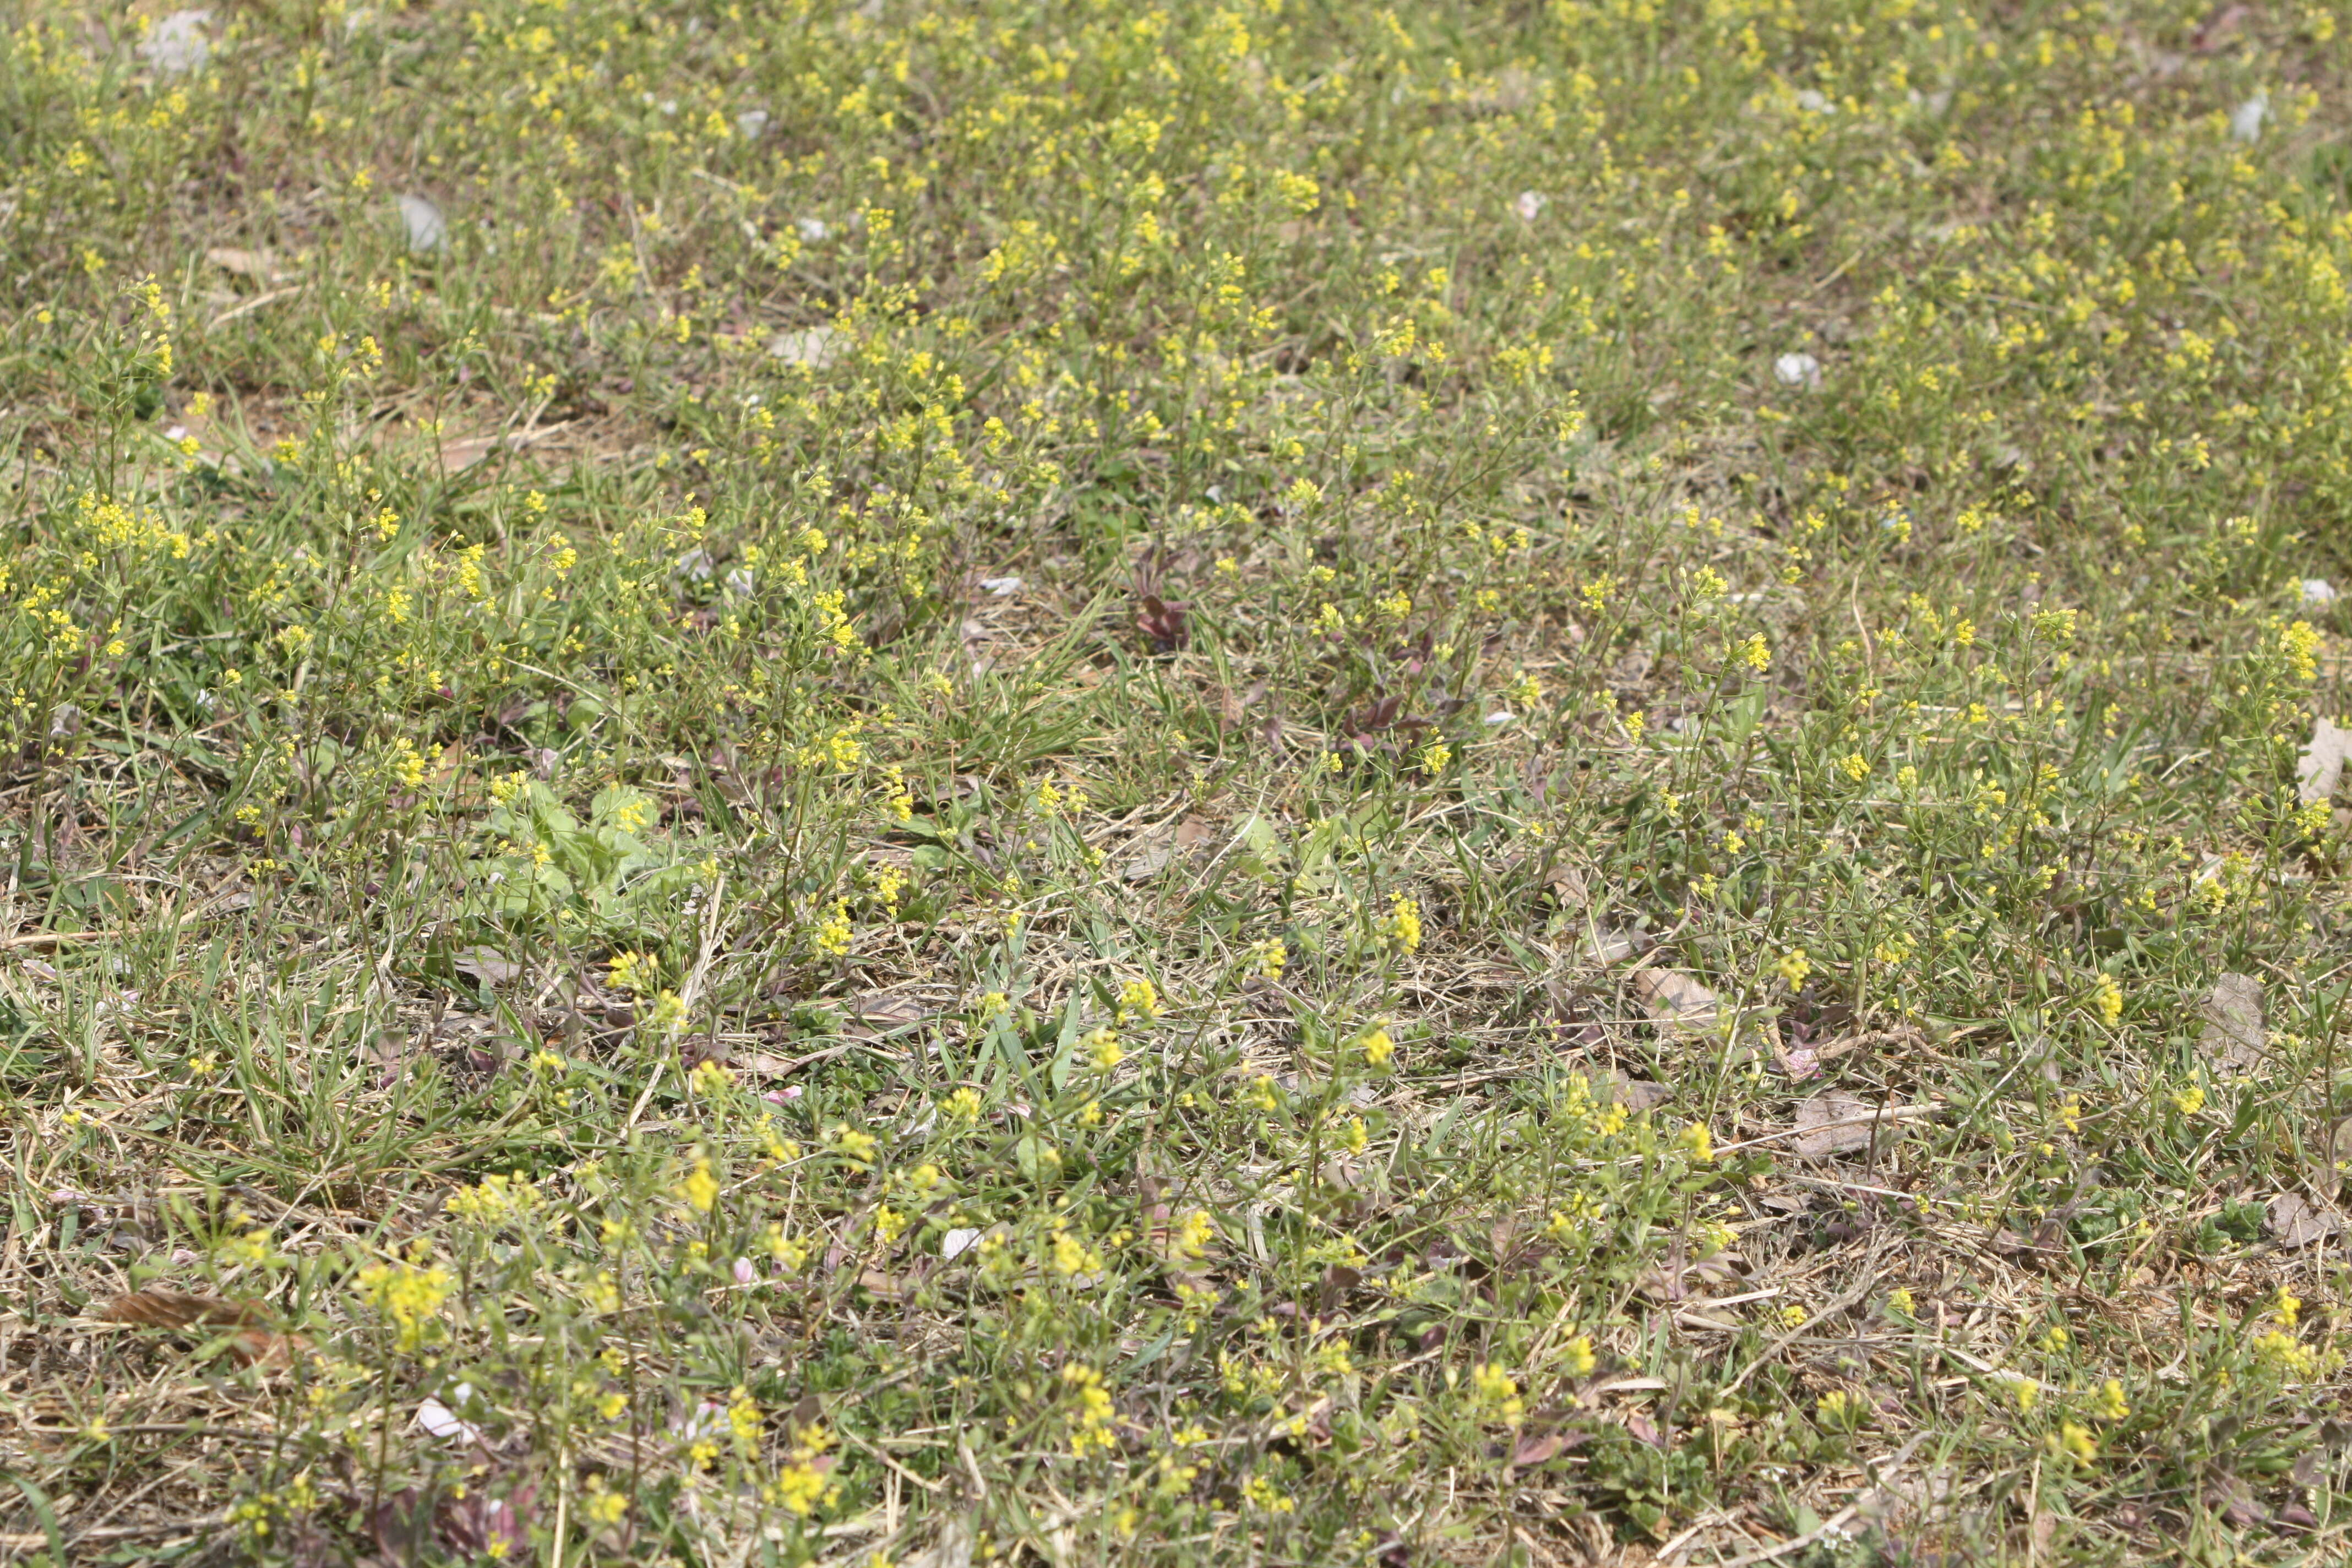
[139,10,213,75]
[398,194,446,253]
[2231,94,2267,144]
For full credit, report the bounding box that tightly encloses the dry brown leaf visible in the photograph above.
[366,1027,412,1090]
[451,946,522,987]
[1545,862,1589,910]
[854,1268,911,1301]
[1142,1179,1218,1293]
[769,326,843,368]
[2199,972,2267,1074]
[2266,1191,2343,1249]
[1123,842,1174,881]
[2311,1119,2352,1198]
[1581,925,1645,965]
[437,423,567,473]
[107,1289,303,1366]
[1859,1465,1961,1530]
[1633,966,1718,1035]
[1587,1071,1672,1112]
[2299,717,2352,807]
[844,992,934,1041]
[1510,1431,1583,1469]
[741,1043,850,1077]
[1124,815,1215,881]
[205,246,288,283]
[1793,1092,1895,1158]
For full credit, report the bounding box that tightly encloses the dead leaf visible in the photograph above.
[1587,1071,1672,1112]
[1123,841,1174,881]
[1142,1179,1217,1293]
[443,1483,536,1560]
[1544,862,1589,910]
[437,423,566,473]
[1633,966,1718,1035]
[451,946,521,987]
[856,1268,911,1301]
[2299,718,2352,807]
[2191,3,2251,52]
[1510,1430,1585,1469]
[1316,1264,1360,1314]
[1136,594,1189,653]
[373,1489,435,1563]
[1858,1464,1960,1530]
[1125,815,1214,881]
[2207,1474,2269,1528]
[1580,925,1646,965]
[769,326,843,368]
[902,1516,976,1568]
[2311,1119,2352,1197]
[1793,1093,1896,1159]
[741,1044,850,1077]
[2267,1191,2344,1248]
[107,1289,303,1366]
[2199,972,2267,1074]
[366,1027,411,1089]
[845,992,934,1038]
[205,246,288,284]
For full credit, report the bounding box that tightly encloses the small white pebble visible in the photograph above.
[2231,94,2267,144]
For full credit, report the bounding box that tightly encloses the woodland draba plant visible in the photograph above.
[4,0,2352,1563]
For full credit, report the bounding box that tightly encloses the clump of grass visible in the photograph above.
[3,0,2351,1562]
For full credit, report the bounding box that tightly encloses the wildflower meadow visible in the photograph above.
[4,0,2352,1562]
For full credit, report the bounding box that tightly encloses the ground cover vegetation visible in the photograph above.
[4,0,2352,1561]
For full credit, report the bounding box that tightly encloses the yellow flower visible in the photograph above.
[2045,1420,2096,1465]
[2090,972,2123,1027]
[355,1258,454,1351]
[1117,977,1159,1022]
[1359,1027,1395,1069]
[1471,1361,1525,1424]
[1383,893,1423,954]
[2281,620,2320,682]
[679,1158,720,1213]
[647,989,686,1035]
[814,901,853,957]
[606,950,656,995]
